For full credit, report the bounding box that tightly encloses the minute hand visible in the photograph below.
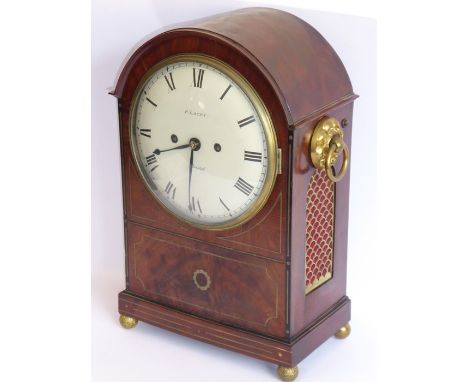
[154,143,190,155]
[188,147,194,212]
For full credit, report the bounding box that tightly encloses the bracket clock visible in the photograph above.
[111,7,357,381]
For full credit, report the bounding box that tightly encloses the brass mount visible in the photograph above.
[310,117,349,182]
[119,314,138,329]
[277,366,299,381]
[334,323,351,339]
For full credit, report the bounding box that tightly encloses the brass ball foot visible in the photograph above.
[119,314,138,329]
[277,365,299,382]
[334,322,351,339]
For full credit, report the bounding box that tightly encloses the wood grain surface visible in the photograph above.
[113,7,356,366]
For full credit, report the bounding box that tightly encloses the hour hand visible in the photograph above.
[154,143,190,155]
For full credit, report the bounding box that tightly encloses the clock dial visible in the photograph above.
[130,55,277,229]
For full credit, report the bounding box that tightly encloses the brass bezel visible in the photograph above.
[129,54,278,231]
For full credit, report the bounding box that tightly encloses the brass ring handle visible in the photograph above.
[325,136,349,182]
[310,117,350,182]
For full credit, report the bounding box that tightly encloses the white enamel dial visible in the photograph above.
[130,56,277,229]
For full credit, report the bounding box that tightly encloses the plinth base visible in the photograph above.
[118,291,350,368]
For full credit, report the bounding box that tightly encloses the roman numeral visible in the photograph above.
[146,154,157,166]
[150,165,158,172]
[189,197,202,213]
[164,73,176,91]
[164,181,176,199]
[220,84,232,100]
[244,150,262,162]
[219,197,230,211]
[238,115,255,128]
[140,129,151,138]
[234,177,254,196]
[146,97,157,107]
[193,68,204,88]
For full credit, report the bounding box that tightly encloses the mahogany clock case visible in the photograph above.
[112,7,356,368]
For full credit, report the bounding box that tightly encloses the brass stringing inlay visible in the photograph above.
[193,269,212,291]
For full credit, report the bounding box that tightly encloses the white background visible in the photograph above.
[1,1,467,382]
[92,2,376,381]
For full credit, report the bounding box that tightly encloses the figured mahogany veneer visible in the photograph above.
[113,7,357,369]
[290,102,354,336]
[126,222,286,337]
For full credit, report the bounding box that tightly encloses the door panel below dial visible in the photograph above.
[126,221,286,337]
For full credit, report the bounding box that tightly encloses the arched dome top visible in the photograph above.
[113,8,356,127]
